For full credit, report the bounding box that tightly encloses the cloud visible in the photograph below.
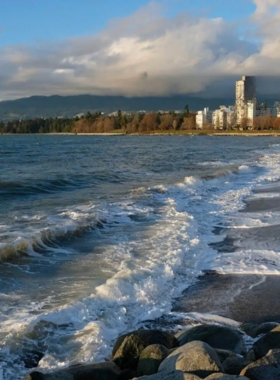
[0,1,280,100]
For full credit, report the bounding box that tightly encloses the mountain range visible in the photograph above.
[0,94,278,121]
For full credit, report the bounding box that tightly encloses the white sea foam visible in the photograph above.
[210,150,280,275]
[214,249,280,275]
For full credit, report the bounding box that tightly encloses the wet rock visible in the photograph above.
[112,330,179,357]
[178,325,246,355]
[119,369,137,380]
[240,323,257,337]
[134,371,202,379]
[215,350,237,364]
[245,349,256,362]
[175,327,193,340]
[137,344,169,376]
[22,372,73,380]
[213,350,250,376]
[112,330,178,370]
[159,341,223,378]
[222,356,251,376]
[113,334,146,370]
[241,322,279,338]
[22,350,45,368]
[205,374,249,379]
[240,349,280,379]
[61,361,121,380]
[251,324,280,359]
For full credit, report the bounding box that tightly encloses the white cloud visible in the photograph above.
[0,1,280,100]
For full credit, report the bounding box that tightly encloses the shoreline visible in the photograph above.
[1,132,280,136]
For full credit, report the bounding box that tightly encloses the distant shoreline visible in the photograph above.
[2,131,280,137]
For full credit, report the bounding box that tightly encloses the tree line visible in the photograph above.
[1,110,280,134]
[0,109,196,134]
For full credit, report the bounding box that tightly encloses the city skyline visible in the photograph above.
[196,75,280,129]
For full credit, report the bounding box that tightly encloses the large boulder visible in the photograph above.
[214,350,238,364]
[205,375,249,379]
[251,324,280,359]
[112,330,178,370]
[158,341,223,378]
[240,349,280,379]
[113,334,145,370]
[134,371,202,379]
[22,372,73,380]
[222,356,251,376]
[175,328,193,340]
[241,322,280,338]
[112,330,179,356]
[178,325,246,355]
[137,344,169,376]
[60,362,122,380]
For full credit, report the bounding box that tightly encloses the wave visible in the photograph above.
[0,220,107,263]
[0,200,153,263]
[0,178,85,199]
[0,170,128,200]
[0,242,30,262]
[0,162,259,264]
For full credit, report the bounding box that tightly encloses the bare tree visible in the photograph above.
[241,117,250,130]
[254,115,274,130]
[181,115,196,130]
[159,114,174,130]
[273,117,280,130]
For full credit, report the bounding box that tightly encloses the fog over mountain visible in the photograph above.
[0,0,280,101]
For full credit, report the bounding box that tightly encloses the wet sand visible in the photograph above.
[173,181,280,324]
[172,272,280,323]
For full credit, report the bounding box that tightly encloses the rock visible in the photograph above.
[137,344,169,376]
[134,371,202,379]
[112,330,178,370]
[214,349,250,376]
[240,323,258,337]
[251,324,280,359]
[245,349,256,362]
[22,372,73,380]
[240,349,280,379]
[159,341,223,378]
[22,350,45,369]
[112,330,179,357]
[222,356,251,376]
[175,327,193,340]
[60,361,122,380]
[113,334,146,370]
[178,325,246,355]
[169,348,177,355]
[119,369,137,380]
[205,374,249,379]
[215,350,237,363]
[241,322,279,338]
[253,322,280,337]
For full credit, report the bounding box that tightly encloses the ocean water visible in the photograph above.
[1,135,280,379]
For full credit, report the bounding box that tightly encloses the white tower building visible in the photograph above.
[236,76,256,125]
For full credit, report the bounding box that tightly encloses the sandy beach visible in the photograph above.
[173,179,280,324]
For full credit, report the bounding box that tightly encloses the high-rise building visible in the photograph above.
[236,76,256,124]
[196,107,213,128]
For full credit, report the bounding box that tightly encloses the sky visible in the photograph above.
[0,0,280,100]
